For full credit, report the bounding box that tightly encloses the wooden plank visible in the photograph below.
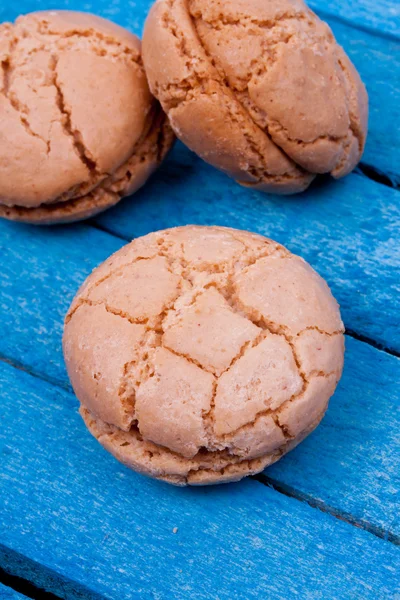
[0,219,399,539]
[0,222,123,388]
[0,1,399,184]
[96,147,400,353]
[266,336,400,542]
[328,19,400,184]
[0,584,27,600]
[2,0,399,41]
[310,1,400,40]
[1,361,399,600]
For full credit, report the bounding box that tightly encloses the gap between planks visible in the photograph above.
[252,475,399,545]
[87,220,400,362]
[0,548,105,600]
[0,567,60,600]
[356,163,399,189]
[0,347,397,548]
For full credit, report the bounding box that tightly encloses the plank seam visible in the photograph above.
[0,347,397,546]
[86,222,400,360]
[252,474,400,545]
[356,163,400,189]
[0,354,72,393]
[0,566,61,600]
[0,548,105,600]
[345,329,400,359]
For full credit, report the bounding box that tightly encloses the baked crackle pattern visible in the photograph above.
[0,10,174,223]
[64,226,345,485]
[143,0,368,194]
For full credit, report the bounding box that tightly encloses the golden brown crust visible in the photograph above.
[0,10,174,223]
[0,114,174,224]
[64,226,345,485]
[142,0,368,193]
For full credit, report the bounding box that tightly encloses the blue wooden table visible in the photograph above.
[0,1,399,598]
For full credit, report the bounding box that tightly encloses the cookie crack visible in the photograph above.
[226,288,308,382]
[186,1,356,173]
[0,38,51,152]
[177,267,308,449]
[209,274,314,439]
[187,6,309,30]
[34,20,143,67]
[67,297,149,326]
[178,0,311,183]
[162,344,216,375]
[220,367,337,443]
[1,57,10,96]
[268,119,346,146]
[73,257,162,308]
[75,233,340,468]
[296,326,345,337]
[50,55,98,177]
[200,330,269,451]
[162,1,277,179]
[117,331,163,428]
[99,106,174,197]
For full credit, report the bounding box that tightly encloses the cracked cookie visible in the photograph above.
[63,225,345,485]
[0,10,174,224]
[142,0,368,194]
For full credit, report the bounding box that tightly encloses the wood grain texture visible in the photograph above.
[0,360,399,600]
[310,0,400,40]
[328,20,400,184]
[1,0,399,40]
[0,0,399,184]
[0,215,399,538]
[267,336,400,541]
[0,1,398,595]
[0,222,123,388]
[96,144,400,353]
[0,584,27,600]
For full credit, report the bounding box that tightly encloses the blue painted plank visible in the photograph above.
[0,218,399,539]
[0,584,27,600]
[1,0,399,41]
[310,0,400,40]
[268,336,400,541]
[0,222,123,388]
[0,215,399,537]
[328,20,400,184]
[96,144,400,353]
[1,360,399,600]
[0,1,399,184]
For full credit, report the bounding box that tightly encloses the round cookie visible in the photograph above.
[142,0,368,194]
[63,226,345,485]
[0,11,174,224]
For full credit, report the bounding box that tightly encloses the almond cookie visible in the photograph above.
[63,226,345,485]
[0,11,174,224]
[142,0,368,194]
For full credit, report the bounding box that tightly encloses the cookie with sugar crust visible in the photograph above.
[63,226,345,485]
[0,10,174,224]
[142,0,368,194]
